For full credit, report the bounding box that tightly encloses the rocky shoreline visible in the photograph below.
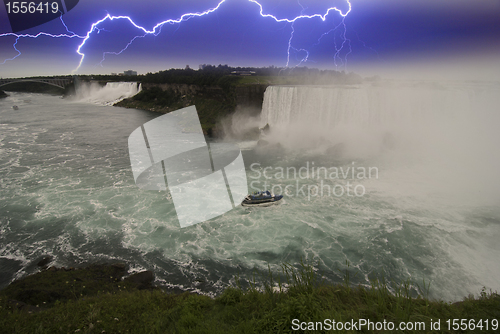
[2,259,499,334]
[1,259,159,314]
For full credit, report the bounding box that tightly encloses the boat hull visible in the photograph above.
[241,195,283,207]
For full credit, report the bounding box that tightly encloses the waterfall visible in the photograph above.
[259,81,500,205]
[259,82,499,154]
[260,82,489,129]
[75,81,142,106]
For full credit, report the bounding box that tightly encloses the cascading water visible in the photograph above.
[260,82,500,161]
[0,80,499,302]
[255,81,500,300]
[75,81,142,106]
[261,83,483,129]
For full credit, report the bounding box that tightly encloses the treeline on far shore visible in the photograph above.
[1,65,363,95]
[0,66,363,137]
[85,64,363,87]
[15,64,361,88]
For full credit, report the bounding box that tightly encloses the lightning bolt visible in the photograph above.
[0,30,84,65]
[0,0,353,72]
[248,0,351,68]
[313,15,352,69]
[75,0,229,71]
[286,0,310,68]
[0,12,85,65]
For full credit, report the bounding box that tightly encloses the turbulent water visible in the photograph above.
[1,81,499,301]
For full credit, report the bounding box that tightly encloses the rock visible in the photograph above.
[37,256,52,267]
[111,263,126,270]
[260,123,270,135]
[124,271,154,289]
[110,263,127,279]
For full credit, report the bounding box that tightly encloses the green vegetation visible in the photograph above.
[114,84,236,136]
[85,64,361,86]
[1,261,498,333]
[138,65,361,86]
[1,66,362,137]
[113,65,363,137]
[0,264,151,309]
[131,86,183,109]
[236,74,362,86]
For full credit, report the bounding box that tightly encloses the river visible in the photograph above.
[1,81,499,301]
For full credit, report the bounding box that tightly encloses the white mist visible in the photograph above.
[75,81,141,106]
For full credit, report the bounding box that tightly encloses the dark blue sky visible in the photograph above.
[0,0,499,78]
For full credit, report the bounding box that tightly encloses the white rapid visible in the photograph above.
[75,81,141,105]
[260,82,494,129]
[1,83,499,302]
[257,81,500,299]
[261,82,498,155]
[259,82,500,191]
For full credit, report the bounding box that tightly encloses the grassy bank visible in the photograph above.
[1,262,498,333]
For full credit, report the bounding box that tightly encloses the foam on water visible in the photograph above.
[0,86,499,301]
[75,81,141,106]
[257,81,500,299]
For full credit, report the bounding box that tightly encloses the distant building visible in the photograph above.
[230,70,256,76]
[111,73,117,76]
[185,65,191,70]
[123,70,137,76]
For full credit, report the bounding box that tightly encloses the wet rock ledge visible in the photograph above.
[0,260,156,313]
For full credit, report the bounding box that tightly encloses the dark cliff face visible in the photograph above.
[0,90,8,98]
[141,82,268,111]
[115,83,268,138]
[141,82,202,96]
[234,84,268,111]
